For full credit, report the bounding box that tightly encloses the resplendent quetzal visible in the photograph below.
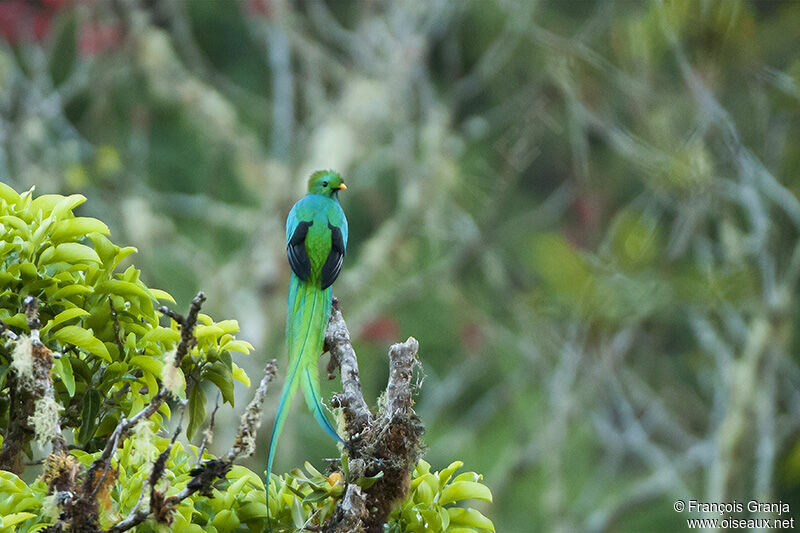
[266,170,348,491]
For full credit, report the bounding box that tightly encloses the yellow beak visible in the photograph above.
[338,183,347,191]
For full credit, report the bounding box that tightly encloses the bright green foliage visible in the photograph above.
[0,431,270,533]
[386,460,494,533]
[0,183,253,449]
[0,448,44,532]
[265,462,343,529]
[1,439,495,533]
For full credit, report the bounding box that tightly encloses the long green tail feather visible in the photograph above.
[266,274,341,521]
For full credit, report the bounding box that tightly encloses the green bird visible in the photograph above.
[266,170,349,498]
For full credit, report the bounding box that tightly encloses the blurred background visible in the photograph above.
[2,0,800,531]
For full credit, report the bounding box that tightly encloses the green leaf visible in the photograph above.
[195,324,225,343]
[236,501,268,521]
[226,475,250,497]
[50,284,93,300]
[223,340,254,354]
[97,280,153,302]
[54,357,76,397]
[96,414,120,437]
[201,361,234,405]
[215,319,240,334]
[439,507,450,530]
[0,271,17,288]
[2,313,27,330]
[53,325,111,361]
[355,470,384,490]
[31,193,85,218]
[211,509,239,530]
[111,246,138,270]
[149,288,176,303]
[39,243,102,266]
[414,475,434,504]
[438,460,464,489]
[231,363,250,386]
[1,512,37,528]
[87,233,117,265]
[100,361,128,387]
[142,326,180,344]
[446,508,495,532]
[50,217,110,242]
[78,389,101,445]
[303,490,330,503]
[291,495,306,529]
[0,365,10,390]
[129,355,164,378]
[187,385,207,441]
[415,459,431,477]
[439,481,493,505]
[41,308,90,335]
[0,471,28,493]
[453,472,482,483]
[0,182,21,205]
[0,215,30,238]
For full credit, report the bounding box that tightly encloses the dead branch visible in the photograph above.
[322,301,424,533]
[326,298,372,439]
[159,291,207,367]
[325,484,368,533]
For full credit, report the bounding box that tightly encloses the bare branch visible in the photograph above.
[159,291,207,367]
[325,484,367,533]
[24,295,42,344]
[327,298,372,438]
[382,337,420,423]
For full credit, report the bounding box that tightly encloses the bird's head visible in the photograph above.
[307,170,347,198]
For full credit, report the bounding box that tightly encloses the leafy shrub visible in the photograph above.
[386,460,494,533]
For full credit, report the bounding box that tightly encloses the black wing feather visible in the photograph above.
[287,220,313,281]
[320,222,345,290]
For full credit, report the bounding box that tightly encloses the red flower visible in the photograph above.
[0,0,67,44]
[360,316,400,344]
[78,21,121,56]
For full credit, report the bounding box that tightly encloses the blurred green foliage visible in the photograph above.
[1,0,800,531]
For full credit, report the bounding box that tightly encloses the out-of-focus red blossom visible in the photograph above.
[359,316,400,344]
[567,195,602,248]
[79,22,121,56]
[574,195,600,231]
[460,322,484,352]
[0,0,68,44]
[245,0,272,18]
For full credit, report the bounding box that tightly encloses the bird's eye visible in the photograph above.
[322,181,328,187]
